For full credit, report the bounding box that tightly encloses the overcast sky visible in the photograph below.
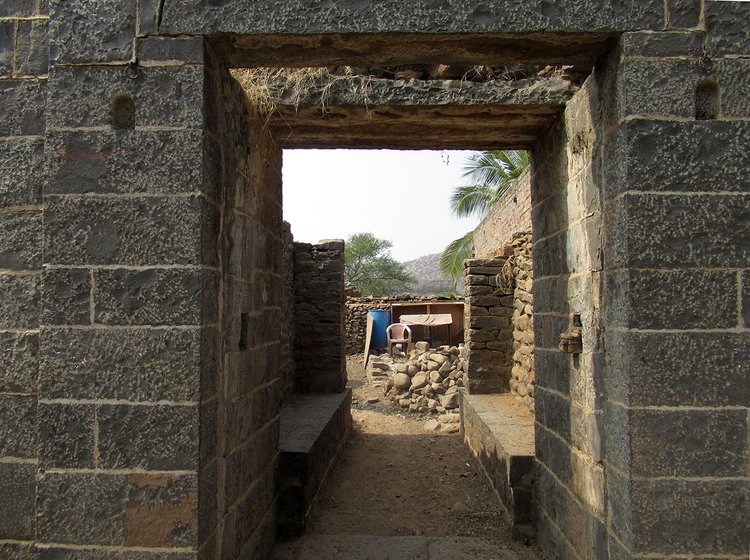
[282,149,481,262]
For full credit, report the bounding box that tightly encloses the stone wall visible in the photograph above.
[0,0,48,548]
[293,240,346,393]
[280,222,296,398]
[508,234,535,412]
[204,52,287,559]
[473,168,532,258]
[463,259,514,394]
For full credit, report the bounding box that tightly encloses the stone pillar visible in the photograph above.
[463,258,514,393]
[600,9,750,557]
[293,240,347,393]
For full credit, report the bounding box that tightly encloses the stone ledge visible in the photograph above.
[459,391,535,540]
[278,389,352,538]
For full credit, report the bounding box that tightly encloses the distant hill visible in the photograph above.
[401,253,464,296]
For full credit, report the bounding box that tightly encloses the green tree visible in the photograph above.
[439,150,530,281]
[345,233,415,296]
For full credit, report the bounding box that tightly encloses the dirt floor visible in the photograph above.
[271,354,541,560]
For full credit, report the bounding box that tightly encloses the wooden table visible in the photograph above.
[399,313,454,346]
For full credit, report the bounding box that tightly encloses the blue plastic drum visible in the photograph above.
[368,309,391,349]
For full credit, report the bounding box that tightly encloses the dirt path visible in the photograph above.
[272,354,541,560]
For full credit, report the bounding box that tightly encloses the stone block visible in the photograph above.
[49,0,135,63]
[742,270,749,328]
[37,472,198,547]
[15,19,49,76]
[47,65,204,129]
[533,313,569,350]
[38,402,95,468]
[621,31,703,57]
[535,387,571,443]
[137,36,205,64]
[604,330,750,407]
[665,0,701,29]
[0,543,35,560]
[98,404,198,470]
[0,273,39,328]
[0,331,38,394]
[629,408,747,478]
[534,348,569,396]
[0,210,41,269]
[0,462,35,539]
[93,268,217,326]
[603,120,750,199]
[0,79,46,136]
[41,268,91,325]
[0,138,44,206]
[706,0,750,55]
[605,269,737,329]
[160,0,663,35]
[535,422,572,486]
[607,192,750,269]
[0,20,12,76]
[0,1,38,17]
[0,394,36,458]
[46,129,205,195]
[40,327,204,401]
[602,401,630,474]
[44,195,208,266]
[36,548,196,559]
[631,479,748,555]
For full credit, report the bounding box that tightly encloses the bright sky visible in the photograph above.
[282,149,481,262]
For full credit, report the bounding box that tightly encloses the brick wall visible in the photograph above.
[473,168,531,259]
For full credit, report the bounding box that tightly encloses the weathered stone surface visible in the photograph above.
[0,210,41,270]
[46,130,204,195]
[606,193,750,269]
[742,271,750,328]
[706,0,750,55]
[161,1,663,35]
[0,0,41,17]
[605,120,750,200]
[0,139,44,206]
[37,472,198,547]
[605,269,738,329]
[665,0,701,29]
[41,268,91,325]
[621,31,703,57]
[604,331,750,407]
[38,403,95,468]
[49,0,135,63]
[0,80,46,136]
[629,409,747,478]
[0,21,12,76]
[0,462,35,539]
[0,331,38,394]
[44,195,212,266]
[93,268,218,326]
[47,65,204,129]
[631,479,748,555]
[0,394,36,458]
[137,36,206,64]
[40,327,206,401]
[15,19,49,76]
[98,404,198,470]
[0,273,39,328]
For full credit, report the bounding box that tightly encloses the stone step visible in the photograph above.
[271,534,540,560]
[459,392,535,540]
[278,390,352,538]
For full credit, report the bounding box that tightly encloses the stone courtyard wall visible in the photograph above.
[293,240,346,393]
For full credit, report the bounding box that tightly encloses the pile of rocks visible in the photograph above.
[368,342,466,414]
[507,233,535,412]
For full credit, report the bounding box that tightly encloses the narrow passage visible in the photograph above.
[271,356,541,560]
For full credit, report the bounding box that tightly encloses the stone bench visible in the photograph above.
[277,389,352,538]
[459,391,535,540]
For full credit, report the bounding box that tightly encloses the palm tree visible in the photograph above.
[439,150,530,281]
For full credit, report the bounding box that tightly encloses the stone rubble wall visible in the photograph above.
[280,222,296,399]
[293,241,346,393]
[509,233,535,412]
[463,259,514,394]
[473,168,532,258]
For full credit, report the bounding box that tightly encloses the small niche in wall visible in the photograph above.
[695,81,720,121]
[111,94,135,130]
